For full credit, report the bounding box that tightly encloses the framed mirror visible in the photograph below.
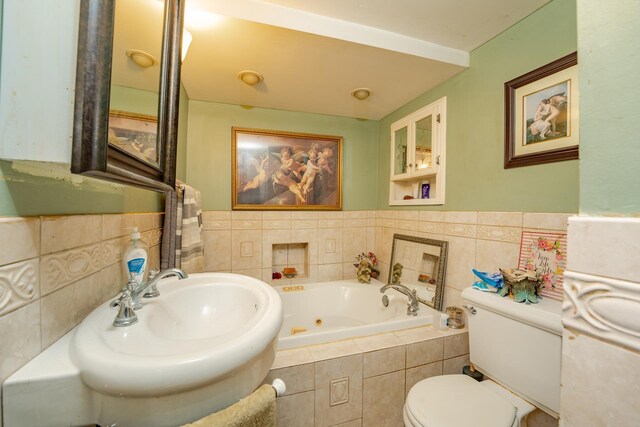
[388,233,448,311]
[71,0,184,192]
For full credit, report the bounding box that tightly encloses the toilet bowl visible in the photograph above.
[404,287,562,427]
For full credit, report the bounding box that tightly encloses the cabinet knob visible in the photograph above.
[408,163,413,168]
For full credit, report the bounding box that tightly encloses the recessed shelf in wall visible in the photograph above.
[272,243,309,279]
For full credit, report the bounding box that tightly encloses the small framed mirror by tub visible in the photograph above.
[388,233,448,311]
[71,0,184,192]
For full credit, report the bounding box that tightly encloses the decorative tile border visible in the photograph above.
[40,243,104,295]
[0,259,39,316]
[477,225,521,243]
[563,271,640,352]
[142,228,162,247]
[443,223,477,238]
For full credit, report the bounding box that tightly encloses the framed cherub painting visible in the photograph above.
[232,127,343,210]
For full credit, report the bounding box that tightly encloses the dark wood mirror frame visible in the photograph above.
[71,0,184,192]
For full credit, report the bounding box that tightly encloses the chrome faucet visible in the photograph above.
[380,283,419,316]
[112,268,188,327]
[130,268,188,310]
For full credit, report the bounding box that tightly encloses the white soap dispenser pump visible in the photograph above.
[123,227,148,286]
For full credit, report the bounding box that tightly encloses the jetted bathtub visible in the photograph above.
[275,278,438,350]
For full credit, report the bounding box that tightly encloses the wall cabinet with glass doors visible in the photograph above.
[389,97,446,205]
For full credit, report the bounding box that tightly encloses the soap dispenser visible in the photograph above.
[123,227,148,286]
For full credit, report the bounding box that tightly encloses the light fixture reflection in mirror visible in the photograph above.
[126,49,159,68]
[388,233,448,311]
[182,29,193,61]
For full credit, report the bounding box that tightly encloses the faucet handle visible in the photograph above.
[113,289,138,327]
[143,269,161,298]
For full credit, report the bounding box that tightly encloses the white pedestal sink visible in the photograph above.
[3,273,283,427]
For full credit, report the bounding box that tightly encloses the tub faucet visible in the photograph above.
[380,283,419,316]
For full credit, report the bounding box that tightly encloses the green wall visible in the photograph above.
[110,85,158,115]
[0,82,165,217]
[185,101,379,211]
[577,0,640,215]
[0,161,163,216]
[377,0,579,212]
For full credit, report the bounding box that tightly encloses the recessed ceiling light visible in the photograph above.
[126,49,158,68]
[351,88,372,100]
[238,70,264,86]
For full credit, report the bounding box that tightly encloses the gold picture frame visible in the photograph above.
[232,127,343,210]
[108,110,159,167]
[504,52,579,168]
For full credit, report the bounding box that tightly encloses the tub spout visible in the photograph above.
[380,283,419,316]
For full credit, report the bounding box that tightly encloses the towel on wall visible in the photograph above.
[182,384,276,427]
[176,182,204,273]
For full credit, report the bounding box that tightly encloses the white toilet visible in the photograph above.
[404,287,562,427]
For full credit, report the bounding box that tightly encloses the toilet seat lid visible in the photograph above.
[405,375,516,427]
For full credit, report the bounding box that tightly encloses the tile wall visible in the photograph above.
[561,217,640,426]
[0,213,163,425]
[374,211,570,309]
[1,209,568,426]
[201,211,377,285]
[202,210,570,309]
[265,326,470,427]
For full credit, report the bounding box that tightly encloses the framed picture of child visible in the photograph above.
[504,52,579,169]
[232,127,343,210]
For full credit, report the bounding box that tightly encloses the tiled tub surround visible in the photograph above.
[202,210,571,309]
[0,213,163,426]
[265,326,471,427]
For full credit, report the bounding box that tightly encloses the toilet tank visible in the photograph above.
[461,287,562,416]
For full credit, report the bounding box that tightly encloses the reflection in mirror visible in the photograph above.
[394,126,408,175]
[415,115,433,170]
[388,233,448,311]
[109,0,164,167]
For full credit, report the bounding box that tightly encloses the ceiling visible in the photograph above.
[114,0,550,120]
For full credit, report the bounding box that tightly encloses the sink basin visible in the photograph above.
[71,273,283,398]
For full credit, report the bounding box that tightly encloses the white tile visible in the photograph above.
[314,354,363,426]
[0,217,40,266]
[477,212,523,227]
[41,215,101,254]
[444,236,476,291]
[477,225,521,243]
[522,212,571,231]
[40,242,104,296]
[101,213,161,240]
[561,332,640,427]
[567,216,640,282]
[443,211,477,224]
[419,211,444,222]
[318,229,343,264]
[475,239,520,274]
[0,259,39,316]
[231,230,262,270]
[0,301,41,383]
[318,264,344,282]
[342,228,367,263]
[201,211,231,230]
[362,370,405,427]
[40,271,103,349]
[202,230,232,271]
